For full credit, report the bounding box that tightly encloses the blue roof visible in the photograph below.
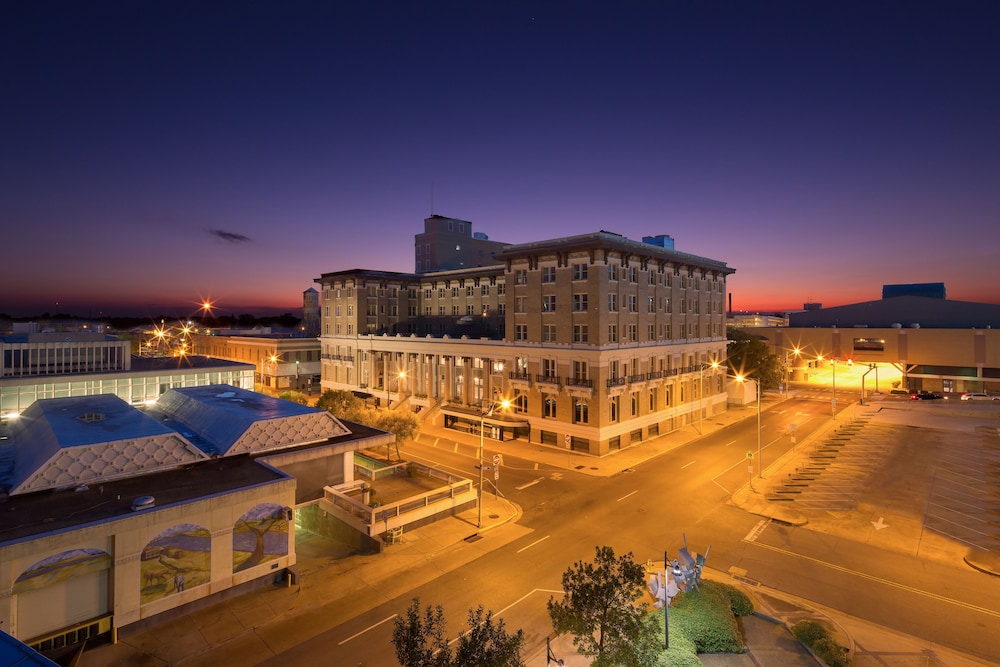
[0,630,59,666]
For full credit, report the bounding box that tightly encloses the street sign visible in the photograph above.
[493,454,502,466]
[746,451,753,459]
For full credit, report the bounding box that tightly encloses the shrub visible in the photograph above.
[703,580,754,617]
[670,584,742,653]
[791,620,851,667]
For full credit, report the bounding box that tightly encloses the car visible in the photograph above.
[889,389,910,396]
[910,391,943,400]
[960,392,999,401]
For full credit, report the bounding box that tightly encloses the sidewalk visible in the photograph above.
[84,392,994,666]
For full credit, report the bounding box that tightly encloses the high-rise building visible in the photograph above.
[413,215,508,273]
[318,226,734,456]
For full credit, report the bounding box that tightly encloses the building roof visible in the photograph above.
[494,230,734,274]
[0,631,59,666]
[149,385,350,457]
[787,295,1000,329]
[8,394,208,496]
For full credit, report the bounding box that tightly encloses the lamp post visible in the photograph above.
[478,398,510,529]
[818,355,837,420]
[736,374,762,478]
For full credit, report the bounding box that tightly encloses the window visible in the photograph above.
[628,295,637,312]
[628,324,638,341]
[608,264,619,281]
[647,297,655,313]
[416,245,421,256]
[574,401,589,424]
[573,294,588,311]
[481,285,490,296]
[466,305,475,315]
[438,288,445,298]
[573,325,588,342]
[631,392,638,416]
[513,393,528,413]
[459,223,464,233]
[649,272,656,285]
[497,284,506,295]
[515,296,526,313]
[541,266,556,283]
[543,324,556,342]
[544,397,557,418]
[648,324,655,340]
[347,305,353,316]
[609,396,619,422]
[424,288,432,299]
[515,325,528,341]
[409,305,417,316]
[628,267,637,282]
[608,293,617,312]
[542,358,557,376]
[425,306,432,316]
[335,306,341,316]
[439,306,445,315]
[664,324,672,339]
[452,305,459,315]
[515,270,528,285]
[608,324,618,343]
[542,295,556,312]
[573,360,588,380]
[452,287,459,297]
[649,388,657,411]
[448,221,454,231]
[572,263,588,280]
[466,286,474,297]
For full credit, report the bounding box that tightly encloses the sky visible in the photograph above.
[3,1,999,318]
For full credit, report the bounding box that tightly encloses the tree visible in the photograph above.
[277,390,309,405]
[726,327,783,390]
[315,389,419,461]
[547,546,661,667]
[391,599,525,667]
[392,598,451,667]
[454,605,525,667]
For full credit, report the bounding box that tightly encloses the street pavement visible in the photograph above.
[84,391,996,666]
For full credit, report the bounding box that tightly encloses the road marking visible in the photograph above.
[744,519,770,542]
[617,490,639,502]
[517,535,551,553]
[338,614,397,645]
[747,541,1000,618]
[724,440,737,447]
[515,477,544,490]
[681,460,696,469]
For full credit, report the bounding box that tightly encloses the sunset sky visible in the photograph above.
[3,2,999,318]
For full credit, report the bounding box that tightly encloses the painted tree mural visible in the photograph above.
[140,524,211,604]
[233,503,288,573]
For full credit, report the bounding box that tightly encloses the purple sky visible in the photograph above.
[3,2,999,318]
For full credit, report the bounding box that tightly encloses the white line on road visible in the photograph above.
[515,478,544,490]
[725,440,736,447]
[338,614,397,645]
[743,519,769,542]
[681,460,696,470]
[617,490,639,502]
[517,535,551,554]
[747,541,1000,618]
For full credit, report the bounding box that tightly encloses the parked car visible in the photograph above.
[960,392,1000,401]
[910,391,943,400]
[889,389,910,396]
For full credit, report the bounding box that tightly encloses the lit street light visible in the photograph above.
[736,374,762,478]
[698,360,720,434]
[478,398,510,528]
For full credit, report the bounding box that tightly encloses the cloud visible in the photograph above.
[209,229,252,243]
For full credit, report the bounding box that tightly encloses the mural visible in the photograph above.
[140,524,211,604]
[13,548,112,594]
[233,503,288,573]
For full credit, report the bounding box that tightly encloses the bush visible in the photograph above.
[670,584,743,653]
[791,620,851,667]
[703,580,754,617]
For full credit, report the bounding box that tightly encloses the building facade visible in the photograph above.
[193,334,321,393]
[319,229,734,455]
[413,215,509,274]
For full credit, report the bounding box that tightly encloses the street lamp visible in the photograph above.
[478,398,510,529]
[817,355,837,420]
[736,374,762,478]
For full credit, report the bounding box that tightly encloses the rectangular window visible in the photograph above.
[608,324,618,343]
[608,293,617,312]
[515,296,526,313]
[515,270,528,285]
[573,325,588,342]
[628,267,637,282]
[497,284,506,295]
[515,325,528,341]
[543,324,556,342]
[452,305,459,315]
[541,266,556,283]
[573,360,588,380]
[466,305,475,315]
[542,295,556,312]
[438,306,445,315]
[573,294,588,311]
[609,396,619,422]
[542,358,557,376]
[425,306,432,316]
[853,338,886,351]
[572,263,588,281]
[628,295,637,312]
[574,401,589,424]
[649,272,656,285]
[608,264,619,281]
[628,324,638,341]
[452,287,459,297]
[466,286,474,297]
[648,324,655,340]
[543,395,557,418]
[481,285,490,296]
[424,288,432,299]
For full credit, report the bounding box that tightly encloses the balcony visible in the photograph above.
[535,374,562,390]
[565,377,593,388]
[606,376,626,388]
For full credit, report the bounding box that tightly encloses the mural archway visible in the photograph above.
[233,503,288,573]
[140,524,211,604]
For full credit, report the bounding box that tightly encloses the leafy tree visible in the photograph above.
[726,327,783,390]
[454,605,526,667]
[277,390,309,405]
[315,389,419,460]
[391,598,450,667]
[391,599,525,667]
[548,546,661,667]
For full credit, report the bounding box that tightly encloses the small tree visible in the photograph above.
[454,605,526,667]
[547,546,661,667]
[392,598,451,667]
[727,327,783,390]
[277,390,309,405]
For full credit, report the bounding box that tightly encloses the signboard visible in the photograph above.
[493,454,502,466]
